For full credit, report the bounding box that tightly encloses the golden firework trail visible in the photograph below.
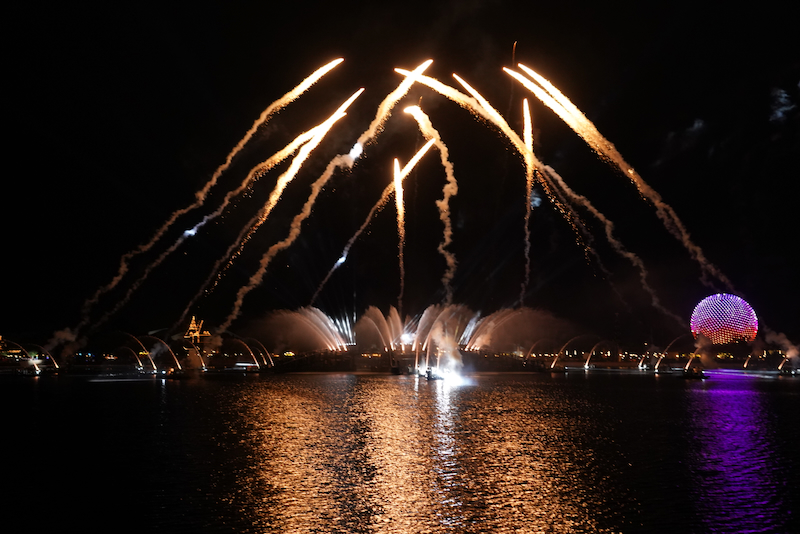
[175,88,364,334]
[397,67,682,321]
[393,158,407,316]
[64,58,762,353]
[521,98,534,305]
[215,60,433,324]
[396,69,585,282]
[171,141,341,333]
[309,139,436,312]
[506,63,734,292]
[205,58,345,203]
[395,68,577,220]
[393,157,406,229]
[542,164,686,328]
[92,90,361,336]
[232,88,364,255]
[72,58,344,339]
[296,60,438,307]
[403,105,458,305]
[89,127,323,334]
[356,59,433,148]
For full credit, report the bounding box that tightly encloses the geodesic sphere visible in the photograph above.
[690,293,758,345]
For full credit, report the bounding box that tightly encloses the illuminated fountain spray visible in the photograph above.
[0,337,58,375]
[583,340,616,369]
[299,307,351,351]
[255,306,351,352]
[138,335,182,372]
[425,321,462,377]
[357,306,408,362]
[463,308,527,351]
[360,306,395,351]
[112,331,156,372]
[244,337,274,368]
[769,330,800,372]
[410,304,475,376]
[24,343,59,371]
[550,336,587,370]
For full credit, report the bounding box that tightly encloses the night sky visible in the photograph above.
[4,1,798,349]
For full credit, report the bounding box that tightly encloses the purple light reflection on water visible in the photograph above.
[685,374,794,533]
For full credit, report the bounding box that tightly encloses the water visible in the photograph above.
[6,371,798,533]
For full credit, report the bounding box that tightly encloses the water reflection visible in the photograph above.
[67,372,794,533]
[206,374,629,532]
[685,374,793,533]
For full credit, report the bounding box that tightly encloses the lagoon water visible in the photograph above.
[6,371,798,533]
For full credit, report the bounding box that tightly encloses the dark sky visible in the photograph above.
[3,1,798,349]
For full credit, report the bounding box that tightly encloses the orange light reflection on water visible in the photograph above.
[224,374,615,532]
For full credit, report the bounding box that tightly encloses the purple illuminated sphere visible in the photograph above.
[690,293,758,345]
